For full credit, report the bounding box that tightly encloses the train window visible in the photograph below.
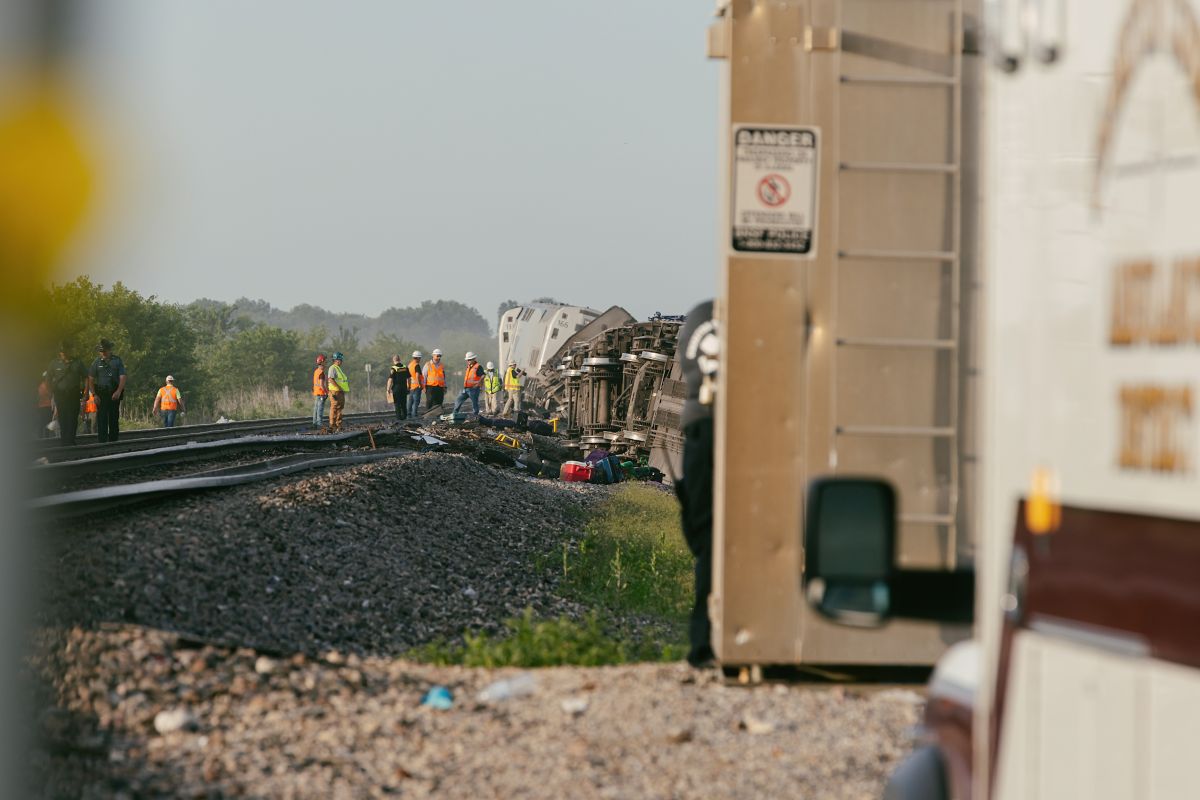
[551,328,559,339]
[503,332,509,342]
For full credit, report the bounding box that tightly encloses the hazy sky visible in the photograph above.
[63,1,720,326]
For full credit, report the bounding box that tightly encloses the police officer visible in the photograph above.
[675,301,718,668]
[386,354,409,420]
[87,339,127,443]
[46,341,87,446]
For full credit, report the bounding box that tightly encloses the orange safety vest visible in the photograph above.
[425,360,446,388]
[464,362,483,388]
[84,391,97,414]
[408,359,424,391]
[313,365,327,396]
[156,385,181,410]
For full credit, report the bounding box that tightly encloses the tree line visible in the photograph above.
[39,278,497,419]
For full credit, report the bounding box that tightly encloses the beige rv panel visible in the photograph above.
[713,0,976,665]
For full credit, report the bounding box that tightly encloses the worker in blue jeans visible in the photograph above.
[452,352,484,417]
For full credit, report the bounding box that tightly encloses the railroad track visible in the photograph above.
[28,411,454,516]
[31,410,400,462]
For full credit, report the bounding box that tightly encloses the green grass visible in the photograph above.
[412,483,693,667]
[559,483,693,621]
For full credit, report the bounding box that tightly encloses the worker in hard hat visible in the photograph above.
[82,388,97,434]
[386,354,409,421]
[482,361,501,415]
[152,375,186,428]
[501,360,524,416]
[327,352,350,432]
[452,352,485,417]
[407,350,425,418]
[312,353,329,428]
[422,348,447,410]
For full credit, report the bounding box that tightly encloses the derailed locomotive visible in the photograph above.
[499,304,688,480]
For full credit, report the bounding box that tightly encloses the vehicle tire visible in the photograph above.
[882,745,949,800]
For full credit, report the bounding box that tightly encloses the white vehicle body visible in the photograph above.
[974,0,1200,796]
[497,304,604,376]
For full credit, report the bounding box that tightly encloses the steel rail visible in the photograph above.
[30,428,396,483]
[31,447,417,518]
[33,411,399,462]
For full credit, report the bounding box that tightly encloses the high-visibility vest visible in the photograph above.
[424,360,446,388]
[388,364,408,391]
[464,362,483,388]
[312,366,327,396]
[156,385,182,410]
[408,359,424,391]
[328,363,349,393]
[504,368,522,391]
[483,371,501,395]
[84,391,97,413]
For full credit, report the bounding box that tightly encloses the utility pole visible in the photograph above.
[365,363,372,412]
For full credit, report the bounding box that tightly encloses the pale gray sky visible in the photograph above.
[63,1,719,326]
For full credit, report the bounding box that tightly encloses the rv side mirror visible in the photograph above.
[803,477,976,626]
[803,478,896,627]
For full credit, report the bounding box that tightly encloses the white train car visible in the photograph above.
[497,304,607,375]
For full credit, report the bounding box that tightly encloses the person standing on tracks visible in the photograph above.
[452,352,484,417]
[47,342,87,446]
[312,353,329,429]
[327,352,350,433]
[152,375,186,428]
[36,373,53,437]
[386,354,409,421]
[501,360,524,416]
[82,388,97,434]
[482,361,501,415]
[87,339,127,444]
[675,300,717,668]
[422,348,447,411]
[407,350,425,418]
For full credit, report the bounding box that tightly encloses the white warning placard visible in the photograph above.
[731,125,819,256]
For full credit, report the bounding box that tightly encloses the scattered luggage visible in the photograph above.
[560,461,593,482]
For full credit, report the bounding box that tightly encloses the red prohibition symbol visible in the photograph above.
[757,173,791,207]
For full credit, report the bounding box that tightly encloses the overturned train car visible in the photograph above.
[510,308,689,481]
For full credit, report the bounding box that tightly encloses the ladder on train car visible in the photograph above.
[828,0,967,568]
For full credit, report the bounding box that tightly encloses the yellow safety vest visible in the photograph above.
[484,372,501,394]
[504,368,522,391]
[328,363,349,393]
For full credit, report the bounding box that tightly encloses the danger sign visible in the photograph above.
[731,125,819,255]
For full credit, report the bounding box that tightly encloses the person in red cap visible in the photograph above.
[312,354,329,428]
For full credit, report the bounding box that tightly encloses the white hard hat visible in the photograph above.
[465,351,476,361]
[166,375,175,382]
[486,361,495,370]
[412,350,423,358]
[432,348,443,356]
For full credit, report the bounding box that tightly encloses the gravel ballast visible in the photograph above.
[27,451,921,798]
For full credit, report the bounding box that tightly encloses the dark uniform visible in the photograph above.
[88,348,127,443]
[46,352,87,446]
[675,300,717,667]
[388,362,409,420]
